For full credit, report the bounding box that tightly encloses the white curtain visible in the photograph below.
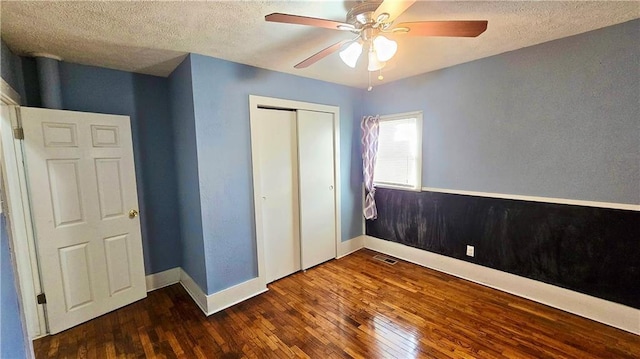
[361,115,380,220]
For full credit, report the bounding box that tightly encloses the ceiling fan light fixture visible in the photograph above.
[368,51,386,72]
[265,2,488,81]
[373,35,397,62]
[339,41,363,68]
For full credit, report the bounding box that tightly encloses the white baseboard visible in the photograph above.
[179,269,209,315]
[177,268,268,316]
[145,267,181,292]
[206,277,267,315]
[337,235,365,258]
[363,235,640,335]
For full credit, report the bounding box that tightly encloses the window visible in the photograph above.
[374,111,423,191]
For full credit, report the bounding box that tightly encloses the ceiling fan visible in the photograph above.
[265,0,488,73]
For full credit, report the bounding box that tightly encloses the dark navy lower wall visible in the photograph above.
[366,188,640,309]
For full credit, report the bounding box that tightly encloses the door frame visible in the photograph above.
[249,95,341,288]
[1,79,47,349]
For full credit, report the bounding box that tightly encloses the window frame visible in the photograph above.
[373,110,423,192]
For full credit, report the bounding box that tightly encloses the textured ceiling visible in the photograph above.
[1,1,638,88]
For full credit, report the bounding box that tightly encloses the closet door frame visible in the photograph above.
[249,95,340,288]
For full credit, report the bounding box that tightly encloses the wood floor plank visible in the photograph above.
[33,249,640,358]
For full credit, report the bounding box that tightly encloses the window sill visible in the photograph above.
[373,183,422,192]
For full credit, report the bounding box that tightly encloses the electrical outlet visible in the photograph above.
[466,245,475,257]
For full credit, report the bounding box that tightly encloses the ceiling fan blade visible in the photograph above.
[374,0,416,23]
[294,39,351,69]
[395,21,488,37]
[265,13,355,31]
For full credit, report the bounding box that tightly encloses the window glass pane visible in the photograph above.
[374,117,417,187]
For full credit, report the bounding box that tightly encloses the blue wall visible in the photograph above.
[3,39,366,296]
[168,57,207,290]
[35,57,63,109]
[1,214,28,359]
[133,73,182,274]
[1,47,184,275]
[19,57,41,108]
[5,19,637,302]
[59,62,182,274]
[1,39,29,359]
[1,40,40,107]
[1,39,26,102]
[363,19,640,205]
[189,54,363,293]
[2,17,636,316]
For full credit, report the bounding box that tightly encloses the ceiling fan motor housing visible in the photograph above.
[347,0,383,28]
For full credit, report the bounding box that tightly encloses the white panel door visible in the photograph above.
[297,110,336,269]
[253,108,301,283]
[20,107,146,334]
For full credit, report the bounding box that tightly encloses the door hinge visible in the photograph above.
[36,293,46,304]
[13,127,24,140]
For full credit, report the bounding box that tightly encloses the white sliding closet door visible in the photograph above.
[253,109,301,283]
[297,110,337,269]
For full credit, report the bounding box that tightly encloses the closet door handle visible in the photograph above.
[329,185,334,190]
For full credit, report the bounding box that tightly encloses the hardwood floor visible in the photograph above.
[34,249,639,358]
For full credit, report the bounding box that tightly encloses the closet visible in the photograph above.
[250,97,338,284]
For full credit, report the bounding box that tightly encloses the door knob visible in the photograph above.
[129,209,139,219]
[329,185,334,190]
